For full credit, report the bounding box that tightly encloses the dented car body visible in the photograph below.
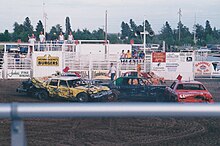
[17,76,114,102]
[165,80,214,103]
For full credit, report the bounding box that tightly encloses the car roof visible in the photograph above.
[175,80,202,84]
[50,76,81,81]
[119,76,141,79]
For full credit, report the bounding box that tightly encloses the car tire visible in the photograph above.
[76,93,89,102]
[37,90,49,100]
[108,89,119,102]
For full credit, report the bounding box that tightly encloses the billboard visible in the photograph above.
[152,52,166,63]
[6,70,31,79]
[194,61,220,77]
[37,55,59,66]
[151,52,194,80]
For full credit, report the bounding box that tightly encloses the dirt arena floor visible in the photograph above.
[0,79,220,146]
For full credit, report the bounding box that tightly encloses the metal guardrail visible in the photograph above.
[1,103,220,146]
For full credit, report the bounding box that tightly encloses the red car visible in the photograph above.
[166,80,214,103]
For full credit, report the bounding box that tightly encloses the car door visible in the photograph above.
[47,79,59,97]
[134,78,148,101]
[117,78,135,100]
[57,80,70,99]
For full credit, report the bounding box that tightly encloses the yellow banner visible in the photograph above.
[37,55,59,66]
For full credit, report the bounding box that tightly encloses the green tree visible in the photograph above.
[0,30,11,42]
[174,22,193,45]
[23,17,33,35]
[205,20,212,36]
[129,19,137,38]
[36,20,44,35]
[159,21,174,50]
[92,28,104,40]
[195,24,205,46]
[49,26,58,40]
[121,21,131,41]
[12,22,26,42]
[3,30,11,42]
[204,20,214,43]
[65,17,72,35]
[55,24,63,34]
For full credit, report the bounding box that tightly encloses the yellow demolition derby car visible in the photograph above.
[17,76,116,102]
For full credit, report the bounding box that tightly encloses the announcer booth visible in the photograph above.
[151,52,194,80]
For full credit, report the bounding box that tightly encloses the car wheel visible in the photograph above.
[107,93,118,102]
[76,93,89,102]
[108,89,119,102]
[37,90,49,100]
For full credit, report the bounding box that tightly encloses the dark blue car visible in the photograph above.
[102,77,168,102]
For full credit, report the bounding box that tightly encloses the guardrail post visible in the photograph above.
[11,103,27,146]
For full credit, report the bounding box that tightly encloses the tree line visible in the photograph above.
[0,17,220,48]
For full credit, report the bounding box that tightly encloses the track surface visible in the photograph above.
[0,79,220,146]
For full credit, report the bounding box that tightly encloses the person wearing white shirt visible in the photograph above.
[59,32,64,44]
[39,31,45,43]
[108,63,117,81]
[68,31,74,44]
[28,33,36,44]
[39,31,45,51]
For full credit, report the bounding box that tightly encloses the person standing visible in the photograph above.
[67,31,74,43]
[39,31,45,51]
[58,32,64,44]
[39,31,45,43]
[28,33,36,44]
[67,31,74,51]
[108,63,116,81]
[126,50,132,63]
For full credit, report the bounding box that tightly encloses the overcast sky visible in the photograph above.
[0,0,219,34]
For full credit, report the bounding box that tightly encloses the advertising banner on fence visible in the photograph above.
[37,55,59,66]
[32,52,63,77]
[179,52,194,62]
[151,52,194,80]
[212,61,220,76]
[152,52,166,62]
[194,61,220,77]
[194,62,212,76]
[6,69,31,79]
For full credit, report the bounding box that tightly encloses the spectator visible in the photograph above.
[133,50,138,59]
[39,31,45,43]
[58,32,64,44]
[126,50,131,59]
[132,50,138,63]
[67,31,74,51]
[120,50,126,63]
[139,50,145,59]
[39,31,45,51]
[28,33,36,44]
[120,50,126,59]
[67,31,74,44]
[139,50,145,62]
[126,50,132,63]
[108,63,116,81]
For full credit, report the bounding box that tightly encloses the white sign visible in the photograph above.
[151,52,194,80]
[7,70,31,79]
[166,53,179,63]
[32,52,63,77]
[0,70,2,79]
